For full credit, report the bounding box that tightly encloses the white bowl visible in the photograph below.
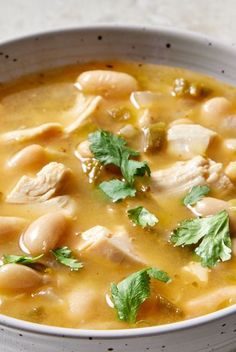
[1,26,236,352]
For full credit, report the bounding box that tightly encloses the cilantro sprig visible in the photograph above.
[127,206,158,228]
[171,210,231,268]
[89,130,150,201]
[182,185,210,206]
[2,254,44,266]
[51,247,83,271]
[111,267,171,323]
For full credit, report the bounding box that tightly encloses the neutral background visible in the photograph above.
[0,0,234,43]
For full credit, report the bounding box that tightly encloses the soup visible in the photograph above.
[0,61,235,329]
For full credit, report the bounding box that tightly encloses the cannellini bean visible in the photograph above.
[201,97,231,122]
[76,140,92,158]
[119,124,138,138]
[184,286,236,317]
[7,144,47,170]
[22,212,67,255]
[224,138,236,152]
[192,197,236,234]
[225,161,236,182]
[75,70,138,97]
[0,264,46,292]
[0,216,28,240]
[67,287,104,322]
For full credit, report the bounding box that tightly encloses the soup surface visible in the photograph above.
[0,61,235,329]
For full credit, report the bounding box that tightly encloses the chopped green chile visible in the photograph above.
[172,78,211,98]
[143,122,166,152]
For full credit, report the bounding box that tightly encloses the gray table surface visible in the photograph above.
[0,0,235,44]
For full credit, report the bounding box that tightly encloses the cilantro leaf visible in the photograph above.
[182,185,210,206]
[127,206,158,228]
[111,267,171,323]
[99,180,136,202]
[2,254,44,265]
[121,156,151,185]
[171,210,231,268]
[146,268,171,283]
[89,130,138,168]
[52,246,83,271]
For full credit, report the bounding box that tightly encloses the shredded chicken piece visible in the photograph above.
[183,286,236,317]
[6,162,71,204]
[152,155,233,195]
[19,196,78,217]
[167,124,217,159]
[76,225,146,265]
[64,94,102,133]
[0,123,62,143]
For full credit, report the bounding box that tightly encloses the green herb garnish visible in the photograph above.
[52,247,83,271]
[171,210,231,268]
[182,185,210,206]
[127,206,158,228]
[99,180,136,202]
[2,254,44,265]
[89,130,150,201]
[111,267,171,323]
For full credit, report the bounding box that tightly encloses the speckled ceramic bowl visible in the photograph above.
[0,26,236,352]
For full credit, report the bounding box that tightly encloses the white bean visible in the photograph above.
[0,217,28,241]
[7,144,47,170]
[224,138,236,152]
[76,70,138,97]
[0,264,46,292]
[201,97,231,123]
[225,161,236,182]
[119,124,138,138]
[67,287,104,322]
[76,140,92,158]
[22,212,67,255]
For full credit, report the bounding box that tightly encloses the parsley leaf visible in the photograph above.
[171,210,231,268]
[89,130,138,169]
[127,206,158,228]
[52,247,83,271]
[99,180,136,202]
[121,157,151,185]
[111,267,171,323]
[146,267,171,283]
[89,130,151,201]
[2,254,44,265]
[182,185,210,206]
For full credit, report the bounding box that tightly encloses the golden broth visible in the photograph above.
[0,61,235,329]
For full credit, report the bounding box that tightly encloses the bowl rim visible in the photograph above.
[1,24,236,339]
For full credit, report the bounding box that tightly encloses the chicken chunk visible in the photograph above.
[7,162,71,203]
[0,123,62,143]
[27,196,78,217]
[183,286,236,317]
[167,124,217,159]
[152,155,233,195]
[64,94,102,134]
[181,262,209,285]
[76,225,145,265]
